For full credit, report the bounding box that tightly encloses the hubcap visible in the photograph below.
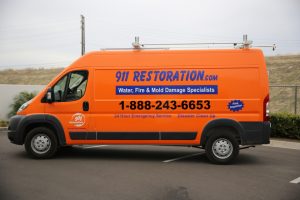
[31,134,51,154]
[212,138,233,159]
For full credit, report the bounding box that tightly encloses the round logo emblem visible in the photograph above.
[69,113,85,127]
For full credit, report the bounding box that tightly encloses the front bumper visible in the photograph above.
[7,115,25,145]
[7,130,17,143]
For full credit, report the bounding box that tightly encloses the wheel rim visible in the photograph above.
[212,138,233,159]
[31,134,51,154]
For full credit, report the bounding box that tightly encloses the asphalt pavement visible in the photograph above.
[0,132,299,200]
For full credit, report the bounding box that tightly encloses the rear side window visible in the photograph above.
[53,70,88,102]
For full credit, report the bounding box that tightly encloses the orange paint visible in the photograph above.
[18,49,269,146]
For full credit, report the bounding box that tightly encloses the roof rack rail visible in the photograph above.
[101,47,169,51]
[131,35,276,51]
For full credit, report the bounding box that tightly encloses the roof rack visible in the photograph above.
[131,35,276,51]
[101,47,169,51]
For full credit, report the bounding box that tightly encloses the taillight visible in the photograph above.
[263,95,270,121]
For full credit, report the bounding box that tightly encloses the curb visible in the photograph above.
[0,127,8,132]
[265,139,300,150]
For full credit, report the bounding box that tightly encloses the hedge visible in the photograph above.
[8,91,36,118]
[0,120,8,127]
[270,113,300,139]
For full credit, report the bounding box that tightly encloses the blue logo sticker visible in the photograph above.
[228,100,244,112]
[116,85,218,95]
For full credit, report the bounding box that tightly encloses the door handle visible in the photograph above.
[83,101,89,111]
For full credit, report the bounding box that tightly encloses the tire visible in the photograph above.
[205,129,239,164]
[24,127,58,159]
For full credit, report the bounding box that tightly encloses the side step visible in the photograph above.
[239,145,255,150]
[192,145,256,150]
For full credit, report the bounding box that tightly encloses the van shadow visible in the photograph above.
[52,146,262,165]
[15,146,262,165]
[56,147,207,162]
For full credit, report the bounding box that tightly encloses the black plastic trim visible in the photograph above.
[200,118,245,146]
[240,121,270,145]
[70,132,89,140]
[45,115,66,145]
[100,132,159,140]
[69,131,197,140]
[8,114,66,146]
[161,132,197,140]
[200,119,271,146]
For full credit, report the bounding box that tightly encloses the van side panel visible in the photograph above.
[24,49,267,145]
[88,67,260,145]
[71,50,267,145]
[7,49,270,148]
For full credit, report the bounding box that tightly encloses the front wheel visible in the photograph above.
[24,127,58,159]
[205,130,239,164]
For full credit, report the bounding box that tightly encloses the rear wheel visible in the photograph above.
[24,127,58,159]
[205,129,239,164]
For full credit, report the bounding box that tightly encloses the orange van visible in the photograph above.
[8,48,271,164]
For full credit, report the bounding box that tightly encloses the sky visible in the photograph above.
[0,0,299,69]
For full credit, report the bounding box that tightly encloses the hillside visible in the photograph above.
[0,55,299,85]
[266,55,300,85]
[0,68,63,85]
[265,55,300,114]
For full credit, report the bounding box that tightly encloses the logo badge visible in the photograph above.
[228,100,244,112]
[69,113,85,127]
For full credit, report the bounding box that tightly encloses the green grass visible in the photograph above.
[0,120,8,127]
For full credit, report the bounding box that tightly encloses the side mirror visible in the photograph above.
[46,88,54,103]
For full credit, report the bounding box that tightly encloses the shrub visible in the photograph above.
[0,120,8,127]
[270,113,300,139]
[7,91,37,118]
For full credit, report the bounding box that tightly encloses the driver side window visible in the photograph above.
[54,75,67,102]
[53,70,88,102]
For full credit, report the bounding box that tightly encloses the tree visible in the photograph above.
[8,91,36,118]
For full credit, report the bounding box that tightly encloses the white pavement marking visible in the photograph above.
[82,145,109,149]
[290,177,300,184]
[163,152,204,163]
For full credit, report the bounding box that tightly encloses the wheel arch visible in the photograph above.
[200,118,245,147]
[17,114,66,146]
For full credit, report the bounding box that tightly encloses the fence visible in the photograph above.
[270,85,299,114]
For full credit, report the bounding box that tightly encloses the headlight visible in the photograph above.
[18,100,32,112]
